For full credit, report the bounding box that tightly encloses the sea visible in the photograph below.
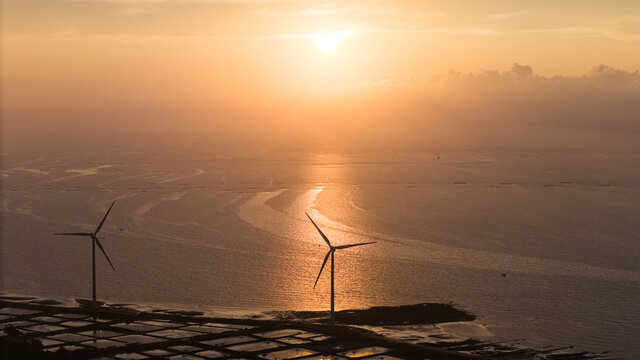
[1,143,639,358]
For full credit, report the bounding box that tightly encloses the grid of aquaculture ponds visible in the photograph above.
[0,304,403,360]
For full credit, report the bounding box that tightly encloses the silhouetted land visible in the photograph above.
[1,325,68,360]
[0,297,613,359]
[266,303,475,325]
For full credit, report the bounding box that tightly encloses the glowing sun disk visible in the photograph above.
[312,30,352,52]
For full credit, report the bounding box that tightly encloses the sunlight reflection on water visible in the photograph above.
[239,184,377,312]
[3,148,639,357]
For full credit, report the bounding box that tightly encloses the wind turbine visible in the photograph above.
[306,212,375,327]
[54,201,117,311]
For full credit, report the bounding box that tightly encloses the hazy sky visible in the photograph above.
[2,0,639,148]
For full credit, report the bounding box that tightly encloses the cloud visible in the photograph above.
[341,64,640,149]
[347,78,417,91]
[521,26,640,42]
[265,4,382,17]
[408,11,446,19]
[359,26,500,36]
[482,12,521,21]
[356,25,640,42]
[429,63,639,89]
[3,28,341,42]
[589,64,640,82]
[510,63,533,78]
[117,7,145,15]
[66,0,285,3]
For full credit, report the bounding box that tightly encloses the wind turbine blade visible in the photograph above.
[93,237,116,271]
[53,232,92,236]
[313,250,331,289]
[305,212,332,247]
[94,200,116,235]
[334,241,376,250]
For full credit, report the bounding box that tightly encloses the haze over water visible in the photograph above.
[2,144,639,358]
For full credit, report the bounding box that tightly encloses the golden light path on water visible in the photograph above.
[234,151,378,311]
[237,185,377,311]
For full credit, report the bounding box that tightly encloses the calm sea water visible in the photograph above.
[2,145,639,358]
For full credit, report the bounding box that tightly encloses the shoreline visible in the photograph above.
[0,294,615,360]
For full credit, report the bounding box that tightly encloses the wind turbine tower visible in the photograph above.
[306,212,375,327]
[54,201,117,311]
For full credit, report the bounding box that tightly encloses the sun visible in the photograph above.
[311,30,352,52]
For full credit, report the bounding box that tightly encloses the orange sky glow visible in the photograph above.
[2,0,639,149]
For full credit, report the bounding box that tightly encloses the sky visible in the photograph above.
[2,0,639,149]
